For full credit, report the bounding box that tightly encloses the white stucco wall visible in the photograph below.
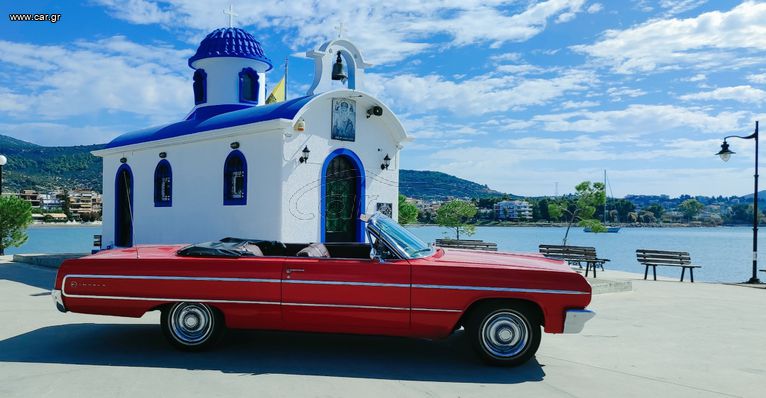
[99,126,286,247]
[280,91,401,243]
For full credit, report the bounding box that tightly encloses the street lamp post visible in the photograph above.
[716,121,761,284]
[0,154,7,196]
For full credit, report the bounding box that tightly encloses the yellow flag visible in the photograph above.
[266,76,285,104]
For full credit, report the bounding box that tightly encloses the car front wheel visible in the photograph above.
[161,302,223,351]
[466,303,541,366]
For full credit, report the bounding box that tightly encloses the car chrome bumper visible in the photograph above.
[52,289,67,313]
[563,309,595,333]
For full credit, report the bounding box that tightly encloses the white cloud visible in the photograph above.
[531,104,749,134]
[0,37,192,124]
[658,0,708,16]
[679,86,766,103]
[422,140,753,196]
[607,86,647,99]
[0,122,125,146]
[683,73,707,82]
[587,3,603,13]
[94,0,588,64]
[747,73,766,84]
[366,68,597,116]
[573,2,766,73]
[560,100,600,109]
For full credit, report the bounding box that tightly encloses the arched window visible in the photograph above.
[193,69,207,105]
[224,150,247,205]
[154,159,172,207]
[239,67,259,104]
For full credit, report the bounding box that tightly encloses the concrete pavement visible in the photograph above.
[0,258,764,398]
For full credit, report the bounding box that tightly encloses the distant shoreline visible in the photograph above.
[29,222,101,229]
[408,222,758,228]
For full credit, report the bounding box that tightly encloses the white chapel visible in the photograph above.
[93,25,408,248]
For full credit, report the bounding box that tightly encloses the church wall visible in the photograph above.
[100,130,284,247]
[280,95,400,243]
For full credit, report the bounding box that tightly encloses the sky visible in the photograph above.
[1,0,765,197]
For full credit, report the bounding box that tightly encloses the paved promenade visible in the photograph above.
[0,257,764,398]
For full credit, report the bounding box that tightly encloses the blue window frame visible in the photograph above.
[193,69,207,105]
[239,67,259,104]
[224,150,247,205]
[154,159,172,207]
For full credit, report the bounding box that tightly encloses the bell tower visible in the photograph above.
[306,33,372,95]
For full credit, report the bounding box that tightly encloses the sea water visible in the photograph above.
[409,225,763,283]
[6,224,762,283]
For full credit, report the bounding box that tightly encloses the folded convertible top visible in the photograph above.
[177,238,288,257]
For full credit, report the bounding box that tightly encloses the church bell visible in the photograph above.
[331,52,347,82]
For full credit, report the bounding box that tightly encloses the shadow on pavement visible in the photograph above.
[0,323,545,384]
[0,262,55,291]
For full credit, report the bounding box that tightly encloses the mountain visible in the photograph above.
[0,135,103,192]
[399,169,506,200]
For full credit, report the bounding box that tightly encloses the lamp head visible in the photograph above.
[716,141,734,162]
[0,155,6,166]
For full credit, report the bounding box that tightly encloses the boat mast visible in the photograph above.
[604,169,608,224]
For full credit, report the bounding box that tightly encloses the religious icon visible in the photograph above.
[331,98,356,141]
[376,202,393,218]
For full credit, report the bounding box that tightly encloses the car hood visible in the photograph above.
[430,247,573,272]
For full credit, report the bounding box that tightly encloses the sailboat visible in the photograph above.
[584,170,620,233]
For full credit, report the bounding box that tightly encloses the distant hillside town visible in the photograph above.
[3,189,102,223]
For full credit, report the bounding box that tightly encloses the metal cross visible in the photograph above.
[224,4,238,28]
[335,21,345,38]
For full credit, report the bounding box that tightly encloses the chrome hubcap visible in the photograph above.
[481,311,529,358]
[169,303,213,345]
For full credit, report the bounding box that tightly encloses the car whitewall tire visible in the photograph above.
[161,302,223,351]
[467,303,541,366]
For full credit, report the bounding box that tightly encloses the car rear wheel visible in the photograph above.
[466,303,541,366]
[161,302,222,351]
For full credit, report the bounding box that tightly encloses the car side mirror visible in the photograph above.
[371,253,387,264]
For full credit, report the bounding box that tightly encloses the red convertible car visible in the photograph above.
[53,213,594,366]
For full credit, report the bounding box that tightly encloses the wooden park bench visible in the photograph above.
[636,249,701,283]
[538,244,610,278]
[436,239,498,251]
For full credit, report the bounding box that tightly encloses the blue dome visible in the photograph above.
[188,27,272,70]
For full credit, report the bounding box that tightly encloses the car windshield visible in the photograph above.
[369,214,433,259]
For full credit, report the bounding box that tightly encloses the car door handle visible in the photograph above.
[285,268,304,279]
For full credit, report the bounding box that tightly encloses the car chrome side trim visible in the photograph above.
[412,307,463,313]
[282,302,409,311]
[63,274,280,284]
[61,293,280,305]
[283,279,409,288]
[412,284,589,295]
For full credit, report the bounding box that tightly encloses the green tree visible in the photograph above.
[727,203,753,224]
[398,194,419,225]
[678,199,704,221]
[0,196,33,255]
[548,181,606,245]
[436,199,477,240]
[638,210,656,223]
[645,203,665,220]
[612,199,636,223]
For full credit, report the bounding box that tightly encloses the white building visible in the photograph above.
[93,27,408,248]
[494,200,533,221]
